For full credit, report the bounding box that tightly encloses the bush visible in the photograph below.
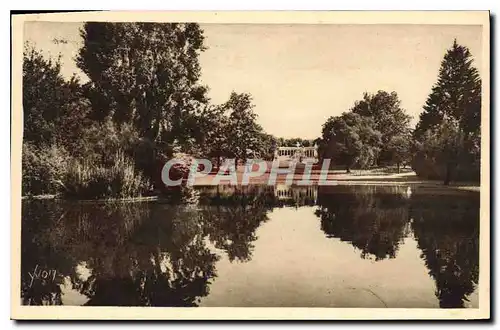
[22,142,70,195]
[62,151,150,200]
[155,152,200,203]
[78,120,141,165]
[411,122,480,182]
[411,151,446,180]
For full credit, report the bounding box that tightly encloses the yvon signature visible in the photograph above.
[28,264,57,288]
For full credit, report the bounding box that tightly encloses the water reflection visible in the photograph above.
[410,191,480,308]
[22,201,218,306]
[315,185,410,261]
[198,185,274,262]
[21,184,480,308]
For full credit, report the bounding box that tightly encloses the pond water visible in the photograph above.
[20,184,480,308]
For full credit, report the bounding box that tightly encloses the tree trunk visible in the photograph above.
[397,162,400,174]
[346,166,351,174]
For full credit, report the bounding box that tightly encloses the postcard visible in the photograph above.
[11,10,490,320]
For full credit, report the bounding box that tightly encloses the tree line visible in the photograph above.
[22,23,276,198]
[317,90,412,173]
[316,39,481,183]
[23,27,481,199]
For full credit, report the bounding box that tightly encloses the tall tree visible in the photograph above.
[224,92,265,165]
[412,40,481,183]
[23,44,87,146]
[196,104,230,167]
[321,112,382,173]
[386,134,411,173]
[76,22,208,146]
[351,90,412,165]
[413,116,464,185]
[414,40,481,139]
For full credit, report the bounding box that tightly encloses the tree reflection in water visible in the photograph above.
[22,200,219,306]
[21,185,480,308]
[198,185,275,262]
[21,186,274,306]
[315,185,410,261]
[21,200,69,305]
[410,189,479,308]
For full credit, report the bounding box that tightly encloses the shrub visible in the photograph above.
[156,152,200,203]
[78,120,141,165]
[62,151,150,200]
[22,142,70,196]
[411,121,480,182]
[411,151,446,180]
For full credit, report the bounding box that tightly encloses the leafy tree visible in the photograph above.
[313,137,328,161]
[386,134,411,173]
[413,116,464,184]
[196,104,230,167]
[321,112,382,173]
[76,22,208,147]
[223,92,265,164]
[351,90,412,165]
[22,44,91,195]
[23,44,87,147]
[256,133,278,161]
[412,40,481,183]
[277,138,313,147]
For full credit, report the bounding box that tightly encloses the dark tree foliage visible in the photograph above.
[351,90,412,165]
[23,44,89,147]
[277,137,313,147]
[223,92,266,163]
[22,45,92,195]
[23,24,276,197]
[321,112,382,172]
[414,40,481,139]
[412,40,481,183]
[76,22,209,145]
[260,133,279,161]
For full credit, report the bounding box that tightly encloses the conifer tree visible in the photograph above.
[414,39,481,139]
[412,40,481,182]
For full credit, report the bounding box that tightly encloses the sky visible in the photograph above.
[24,22,483,139]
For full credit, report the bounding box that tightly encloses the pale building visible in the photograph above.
[274,144,319,165]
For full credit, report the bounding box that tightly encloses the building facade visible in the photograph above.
[273,145,319,165]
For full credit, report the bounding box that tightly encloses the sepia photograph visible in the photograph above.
[10,11,490,320]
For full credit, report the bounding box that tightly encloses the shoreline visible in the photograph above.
[22,177,480,202]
